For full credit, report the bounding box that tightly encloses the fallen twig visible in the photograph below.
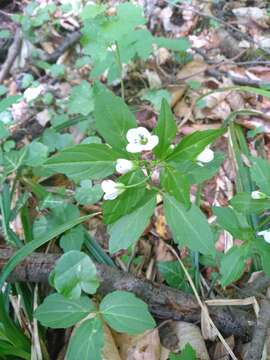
[0,28,22,83]
[244,292,270,360]
[0,245,254,338]
[41,30,82,63]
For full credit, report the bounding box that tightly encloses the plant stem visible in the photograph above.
[115,41,125,100]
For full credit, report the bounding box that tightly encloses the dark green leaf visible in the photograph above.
[68,81,94,116]
[51,250,99,299]
[66,318,104,360]
[220,245,249,287]
[153,99,176,158]
[94,87,137,151]
[167,128,225,162]
[164,194,215,255]
[169,344,197,360]
[100,291,155,334]
[108,191,156,253]
[161,167,190,207]
[102,170,146,225]
[230,192,270,214]
[25,141,48,166]
[34,294,95,328]
[154,37,191,52]
[75,180,103,205]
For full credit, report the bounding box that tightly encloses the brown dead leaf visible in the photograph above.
[103,324,122,360]
[113,329,161,360]
[168,85,186,108]
[161,321,210,360]
[177,60,207,82]
[213,336,235,360]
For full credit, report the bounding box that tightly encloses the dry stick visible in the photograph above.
[244,295,270,360]
[0,245,252,338]
[0,28,22,83]
[164,243,238,360]
[41,30,82,63]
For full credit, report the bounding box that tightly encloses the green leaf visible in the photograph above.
[141,89,171,111]
[158,261,192,293]
[100,291,155,334]
[68,81,94,116]
[154,37,191,52]
[0,95,21,113]
[161,167,190,207]
[169,344,197,360]
[153,99,176,158]
[34,293,95,328]
[172,152,225,185]
[0,214,94,288]
[220,246,248,287]
[164,194,215,255]
[51,250,99,299]
[167,128,225,162]
[3,147,28,175]
[0,122,9,139]
[94,86,137,151]
[59,226,85,252]
[102,170,146,224]
[250,157,270,196]
[213,206,253,241]
[230,192,270,214]
[44,144,119,181]
[75,180,103,205]
[66,318,104,360]
[108,191,156,253]
[81,4,106,20]
[24,141,48,166]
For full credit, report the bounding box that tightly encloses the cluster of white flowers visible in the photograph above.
[101,126,215,201]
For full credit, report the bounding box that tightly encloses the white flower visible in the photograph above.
[116,159,134,174]
[101,180,125,200]
[24,85,44,102]
[251,191,266,199]
[126,127,159,153]
[196,146,214,165]
[107,44,117,52]
[258,229,270,244]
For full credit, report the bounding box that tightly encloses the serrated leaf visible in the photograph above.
[164,194,215,255]
[153,99,176,158]
[167,128,225,162]
[230,192,270,214]
[34,294,95,328]
[51,250,99,299]
[94,87,137,152]
[161,167,190,207]
[250,157,270,196]
[100,291,155,334]
[44,143,119,181]
[66,318,104,360]
[108,191,156,254]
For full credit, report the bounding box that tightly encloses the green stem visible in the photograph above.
[114,41,125,100]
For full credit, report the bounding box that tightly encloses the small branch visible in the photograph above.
[0,246,253,338]
[0,28,22,83]
[41,30,82,63]
[244,296,270,360]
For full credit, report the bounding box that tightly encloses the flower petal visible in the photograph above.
[104,192,118,200]
[196,147,214,163]
[116,159,133,174]
[126,143,142,153]
[101,180,117,193]
[126,128,140,143]
[143,135,159,151]
[136,127,151,139]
